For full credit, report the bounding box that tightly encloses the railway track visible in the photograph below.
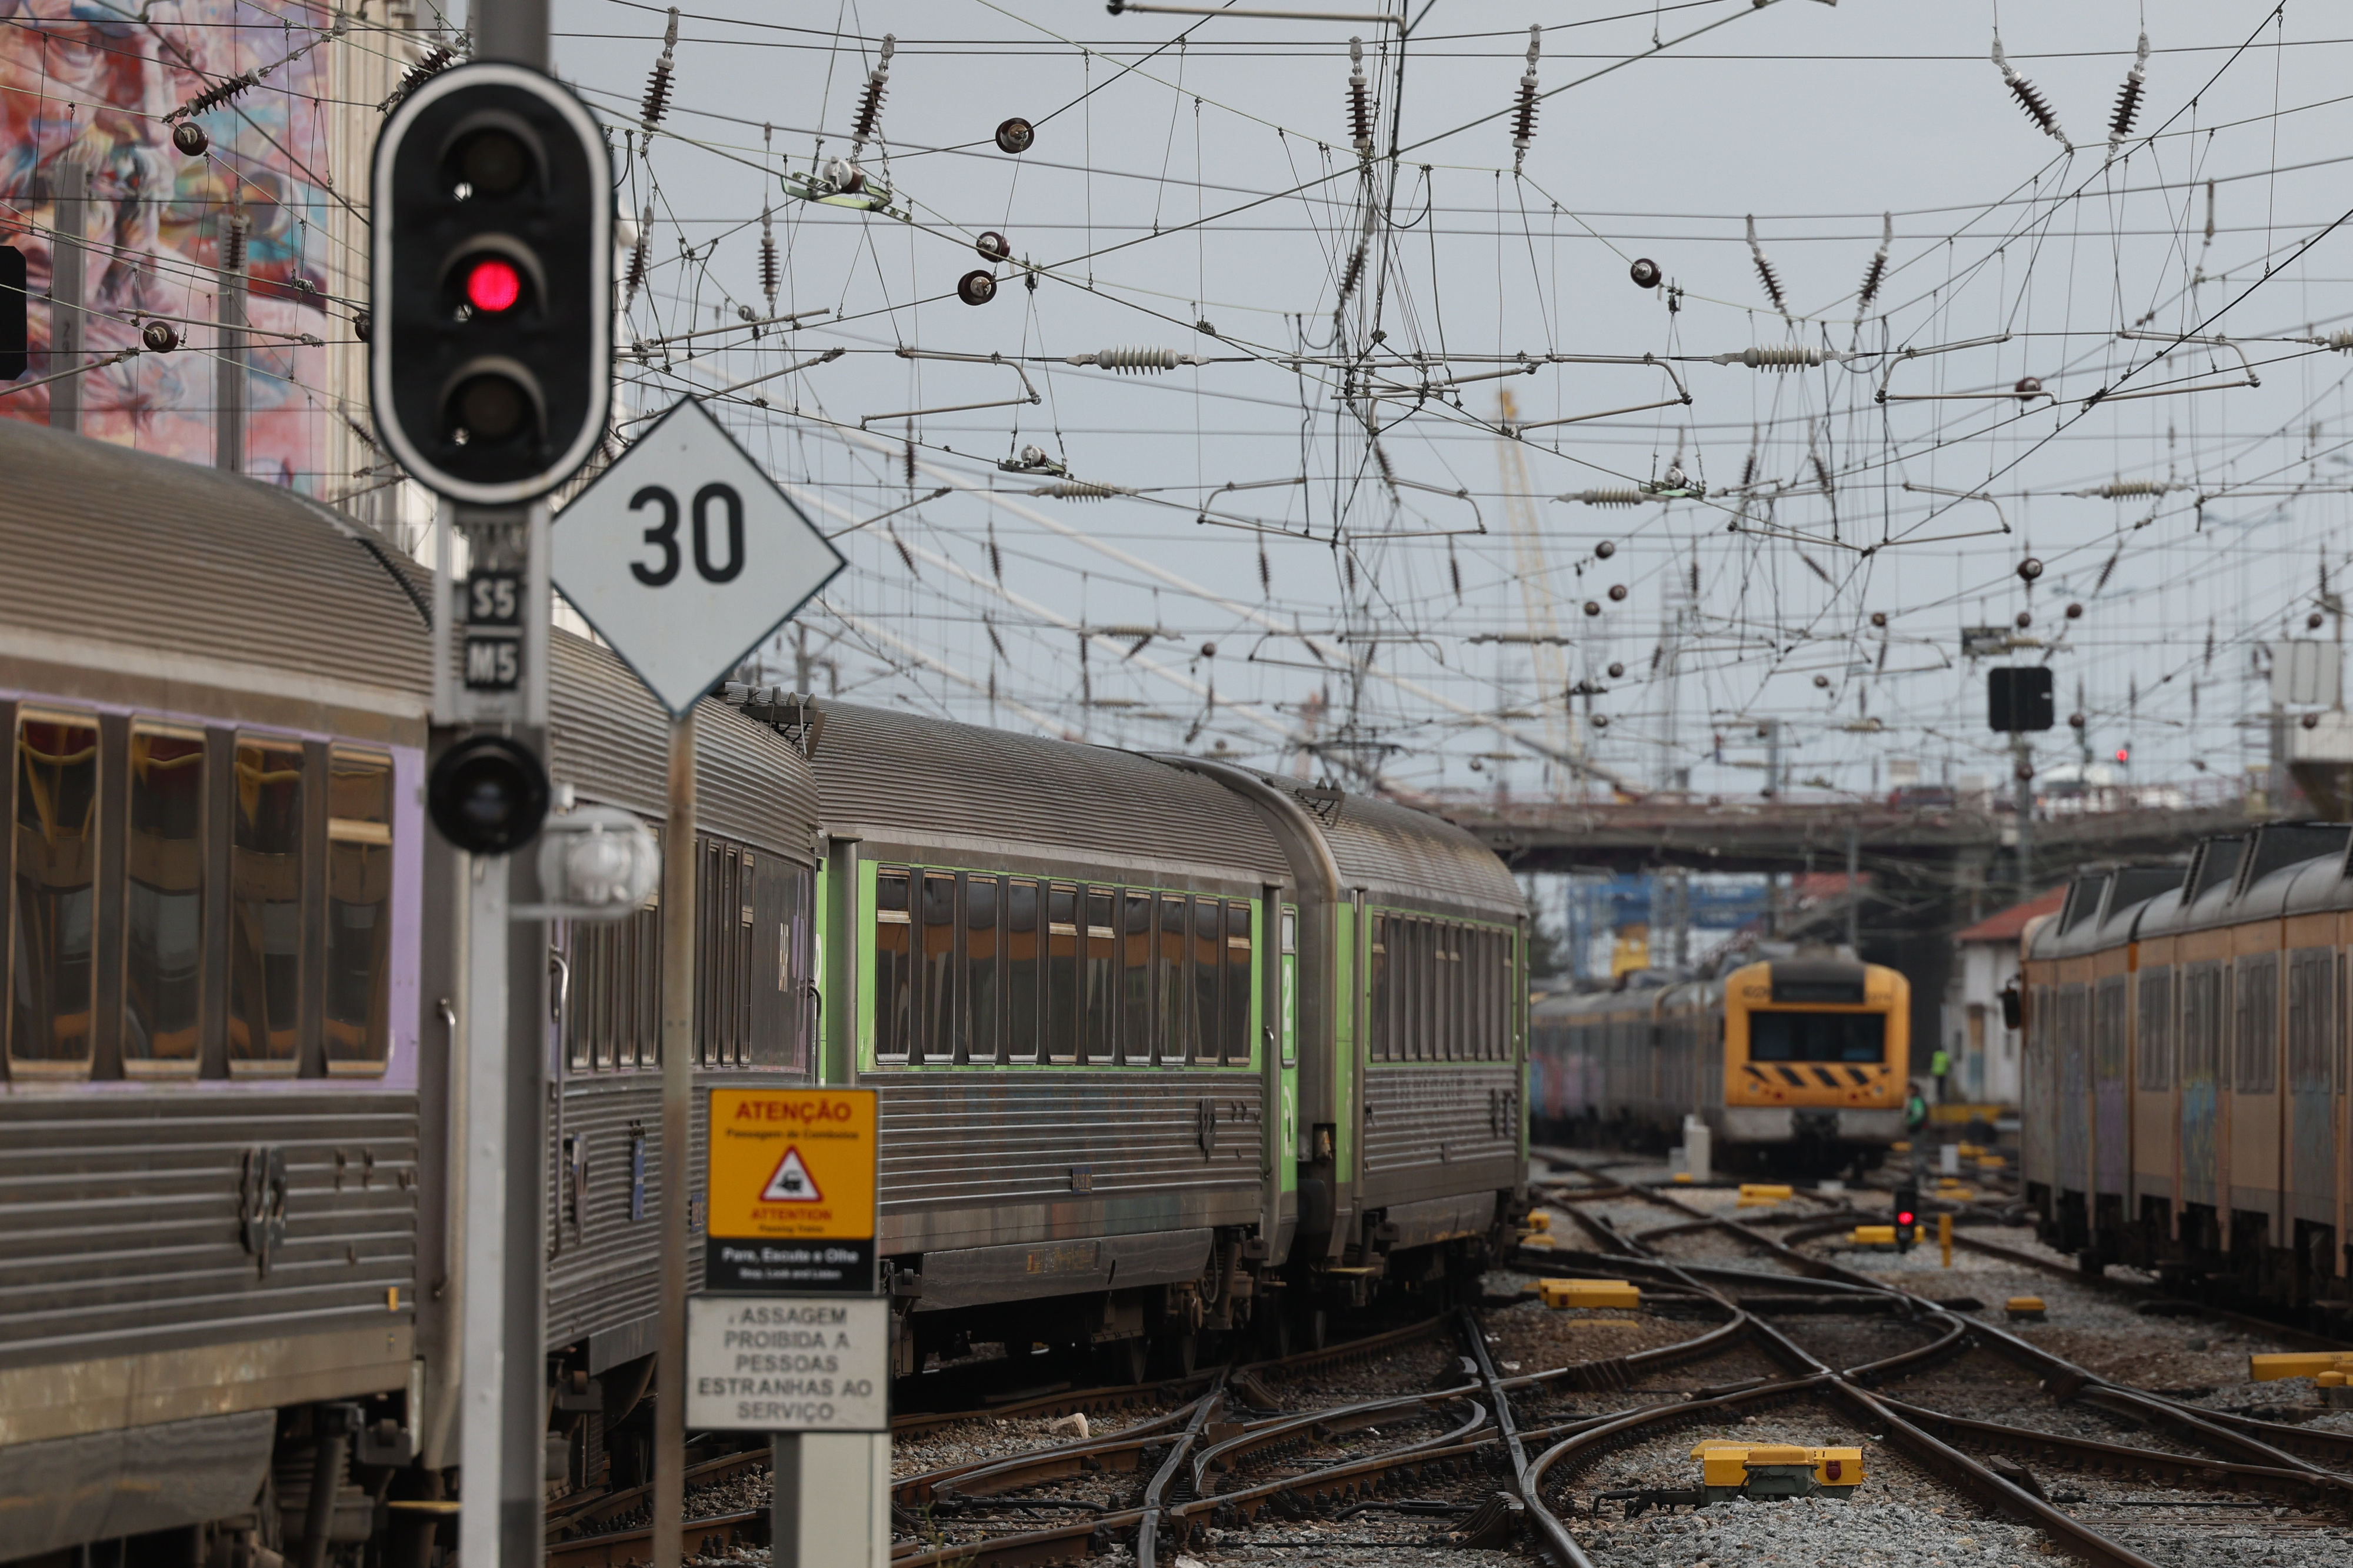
[544,1317,1465,1568]
[1518,1160,2353,1567]
[546,1162,2353,1566]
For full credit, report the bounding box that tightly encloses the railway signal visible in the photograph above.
[1892,1180,1920,1252]
[1987,665,2055,732]
[1,243,25,381]
[425,733,549,855]
[371,62,611,504]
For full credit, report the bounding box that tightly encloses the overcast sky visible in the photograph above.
[534,0,2353,808]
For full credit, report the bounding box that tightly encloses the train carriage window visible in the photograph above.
[1479,929,1499,1060]
[2234,953,2278,1093]
[564,921,603,1072]
[1748,1009,1886,1063]
[1421,923,1440,1055]
[1465,928,1481,1061]
[1158,895,1189,1065]
[1425,920,1442,1061]
[1391,914,1411,1062]
[1279,905,1298,1066]
[123,723,206,1075]
[634,841,661,1066]
[874,869,912,1060]
[695,842,722,1065]
[920,872,956,1063]
[966,873,1002,1064]
[1046,884,1079,1063]
[1121,891,1152,1064]
[1224,902,1252,1063]
[1367,913,1389,1062]
[1394,918,1415,1060]
[2340,952,2351,1099]
[2179,963,2219,1084]
[9,710,101,1076]
[1440,923,1459,1055]
[2094,976,2128,1087]
[2137,968,2172,1092]
[1189,898,1221,1062]
[2289,949,2333,1093]
[324,749,394,1075]
[1088,888,1120,1062]
[228,736,305,1076]
[2339,952,2351,1098]
[1435,922,1452,1060]
[746,860,809,1069]
[1007,879,1041,1062]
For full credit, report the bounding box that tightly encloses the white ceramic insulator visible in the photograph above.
[1740,345,1822,370]
[1096,346,1181,373]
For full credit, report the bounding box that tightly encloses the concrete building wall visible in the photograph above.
[1942,939,2022,1106]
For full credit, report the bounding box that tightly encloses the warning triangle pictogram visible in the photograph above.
[759,1146,824,1203]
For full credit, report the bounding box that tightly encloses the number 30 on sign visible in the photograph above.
[551,397,846,718]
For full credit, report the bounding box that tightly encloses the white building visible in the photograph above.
[1940,886,2064,1107]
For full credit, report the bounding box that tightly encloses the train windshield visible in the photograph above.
[1748,1009,1885,1063]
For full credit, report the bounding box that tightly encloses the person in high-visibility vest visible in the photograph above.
[1928,1046,1951,1100]
[1903,1083,1930,1136]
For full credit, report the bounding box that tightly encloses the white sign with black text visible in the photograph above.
[552,397,846,716]
[685,1295,890,1433]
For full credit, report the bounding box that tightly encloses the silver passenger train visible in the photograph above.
[0,415,1531,1566]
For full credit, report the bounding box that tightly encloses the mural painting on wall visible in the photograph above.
[2,1,335,488]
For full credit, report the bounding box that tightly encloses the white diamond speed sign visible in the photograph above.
[553,398,845,716]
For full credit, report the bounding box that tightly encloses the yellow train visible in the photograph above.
[1528,955,1912,1175]
[2018,822,2353,1311]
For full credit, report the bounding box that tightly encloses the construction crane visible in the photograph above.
[1495,388,1578,785]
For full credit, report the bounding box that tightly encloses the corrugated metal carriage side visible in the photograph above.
[0,422,434,1560]
[1321,789,1525,1252]
[540,638,825,1491]
[798,700,1294,1375]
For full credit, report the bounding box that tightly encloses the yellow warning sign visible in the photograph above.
[707,1087,877,1242]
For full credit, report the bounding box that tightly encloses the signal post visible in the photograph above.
[377,9,848,1562]
[372,34,618,1568]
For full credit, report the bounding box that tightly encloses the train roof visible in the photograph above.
[0,419,818,859]
[1227,771,1527,919]
[2029,822,2353,959]
[801,699,1294,886]
[0,418,434,709]
[554,635,822,864]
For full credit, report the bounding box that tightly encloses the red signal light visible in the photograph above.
[1896,1210,1915,1227]
[464,256,523,313]
[2114,746,2130,763]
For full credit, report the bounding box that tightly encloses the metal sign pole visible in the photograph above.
[654,712,697,1568]
[456,850,509,1568]
[445,493,551,1568]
